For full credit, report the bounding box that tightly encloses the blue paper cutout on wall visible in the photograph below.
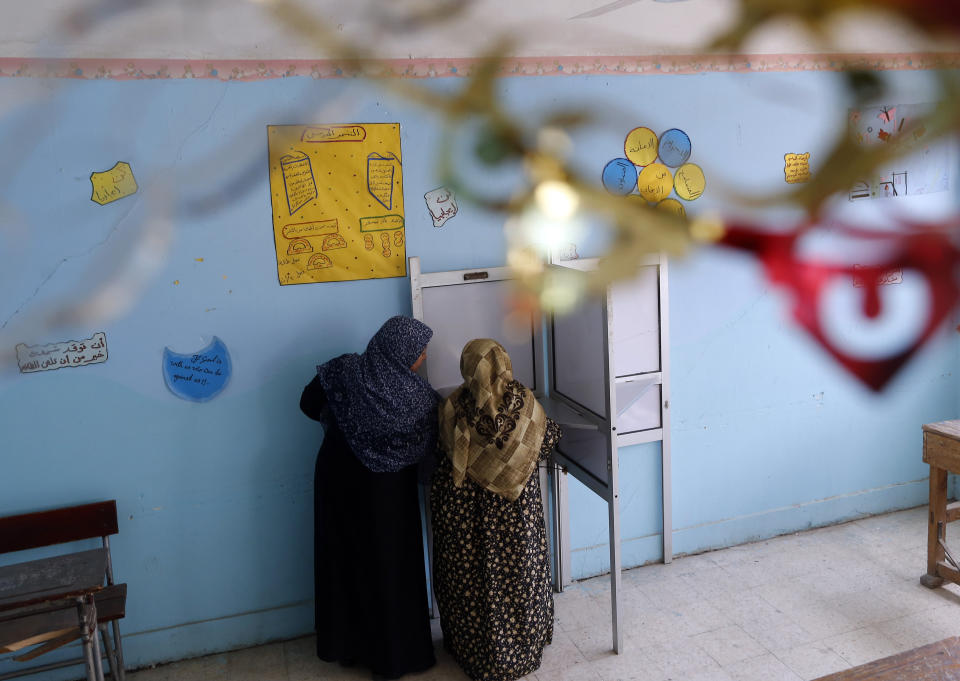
[162,336,232,402]
[658,129,692,167]
[601,158,638,196]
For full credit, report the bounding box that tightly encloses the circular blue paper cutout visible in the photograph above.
[658,129,692,167]
[601,158,638,196]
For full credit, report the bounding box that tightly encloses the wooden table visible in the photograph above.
[0,548,107,681]
[921,420,960,589]
[813,637,960,680]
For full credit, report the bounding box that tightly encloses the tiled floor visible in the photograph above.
[130,506,960,681]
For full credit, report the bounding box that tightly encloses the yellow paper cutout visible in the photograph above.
[624,127,659,167]
[267,124,406,285]
[674,163,706,201]
[367,153,401,210]
[279,151,317,215]
[90,162,138,205]
[637,163,673,202]
[656,198,686,218]
[784,153,811,184]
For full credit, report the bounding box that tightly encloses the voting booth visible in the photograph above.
[409,254,671,653]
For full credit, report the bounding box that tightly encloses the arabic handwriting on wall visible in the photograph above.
[784,153,812,184]
[301,125,367,142]
[281,219,338,239]
[90,162,138,205]
[424,187,459,227]
[624,127,659,167]
[674,163,706,201]
[280,151,318,215]
[16,332,109,373]
[601,159,638,196]
[360,214,405,232]
[658,129,692,168]
[638,163,673,202]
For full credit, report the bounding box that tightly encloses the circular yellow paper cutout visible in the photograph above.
[637,163,673,202]
[656,198,686,218]
[674,163,706,201]
[624,127,659,167]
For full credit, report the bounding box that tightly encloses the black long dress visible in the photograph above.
[300,376,436,679]
[431,419,562,681]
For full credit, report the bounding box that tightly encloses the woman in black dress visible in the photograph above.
[431,338,562,681]
[300,315,438,679]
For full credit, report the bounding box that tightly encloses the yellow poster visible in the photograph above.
[267,123,406,285]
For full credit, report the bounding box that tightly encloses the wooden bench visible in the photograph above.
[0,501,127,681]
[920,420,960,589]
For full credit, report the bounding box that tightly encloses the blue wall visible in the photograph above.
[0,68,956,674]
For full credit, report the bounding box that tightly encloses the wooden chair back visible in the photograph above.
[0,501,126,680]
[0,502,118,555]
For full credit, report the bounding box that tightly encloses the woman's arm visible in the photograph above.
[300,374,330,423]
[538,418,563,462]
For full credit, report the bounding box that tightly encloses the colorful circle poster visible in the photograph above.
[624,127,659,167]
[658,129,692,167]
[637,163,674,202]
[602,158,639,196]
[604,124,706,204]
[674,163,706,201]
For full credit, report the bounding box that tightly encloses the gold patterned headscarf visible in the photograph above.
[438,339,548,501]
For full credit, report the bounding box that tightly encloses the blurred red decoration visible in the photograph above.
[721,222,960,391]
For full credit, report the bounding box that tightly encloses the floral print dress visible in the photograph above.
[431,419,562,681]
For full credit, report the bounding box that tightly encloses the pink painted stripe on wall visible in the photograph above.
[0,53,957,81]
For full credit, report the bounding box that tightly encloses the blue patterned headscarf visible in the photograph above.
[317,316,440,472]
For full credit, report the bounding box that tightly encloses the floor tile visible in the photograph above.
[874,612,947,651]
[555,588,612,632]
[539,628,591,673]
[635,573,702,608]
[590,649,664,681]
[821,625,907,667]
[774,641,851,680]
[779,602,859,640]
[641,637,723,678]
[692,624,767,667]
[723,652,803,681]
[569,625,620,662]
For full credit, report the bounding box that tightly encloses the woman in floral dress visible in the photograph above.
[431,338,562,681]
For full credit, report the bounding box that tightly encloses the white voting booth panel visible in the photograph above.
[547,255,672,652]
[555,256,670,445]
[409,255,670,655]
[416,274,542,395]
[544,263,625,652]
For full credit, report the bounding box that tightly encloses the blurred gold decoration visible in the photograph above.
[37,0,960,320]
[256,0,960,311]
